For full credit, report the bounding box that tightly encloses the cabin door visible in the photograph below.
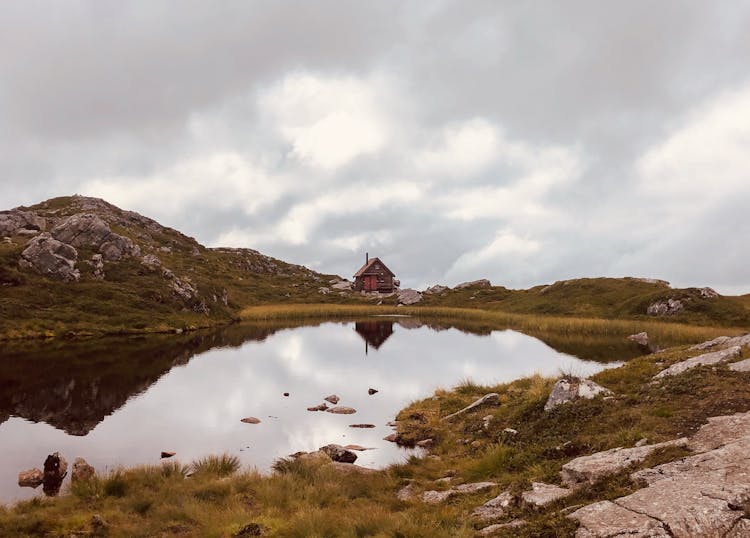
[365,275,377,291]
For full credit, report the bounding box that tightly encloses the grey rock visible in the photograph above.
[20,233,80,281]
[424,284,449,294]
[397,483,416,501]
[18,468,43,488]
[421,490,454,504]
[568,500,670,537]
[729,358,750,372]
[71,457,95,483]
[318,286,331,294]
[140,254,162,269]
[724,333,750,349]
[521,482,571,507]
[454,279,491,289]
[88,253,105,280]
[397,288,423,305]
[726,519,750,537]
[51,213,140,261]
[628,332,650,346]
[330,279,352,291]
[653,346,741,379]
[443,393,500,421]
[690,336,732,351]
[326,406,356,414]
[561,439,688,487]
[687,411,750,452]
[421,481,496,504]
[452,481,496,494]
[0,209,46,235]
[471,491,513,521]
[544,377,612,411]
[319,444,357,464]
[647,298,685,316]
[699,287,720,298]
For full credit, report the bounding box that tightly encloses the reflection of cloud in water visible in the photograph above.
[0,321,619,502]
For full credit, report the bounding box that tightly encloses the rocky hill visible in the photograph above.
[0,195,348,339]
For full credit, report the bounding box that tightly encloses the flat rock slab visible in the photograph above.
[326,406,356,414]
[561,438,687,487]
[471,491,513,521]
[521,482,571,507]
[729,358,750,372]
[477,520,526,536]
[442,393,500,421]
[688,411,750,452]
[653,346,741,379]
[569,500,670,537]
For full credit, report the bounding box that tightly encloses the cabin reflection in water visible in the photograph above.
[354,320,394,354]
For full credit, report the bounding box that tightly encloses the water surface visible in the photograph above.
[0,318,629,503]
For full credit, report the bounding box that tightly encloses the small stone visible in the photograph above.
[472,491,514,521]
[416,438,434,448]
[307,403,329,412]
[384,433,399,442]
[326,406,356,414]
[502,427,518,435]
[241,417,261,424]
[283,392,290,397]
[422,490,454,504]
[349,424,376,428]
[544,377,612,411]
[18,468,43,488]
[324,394,340,405]
[368,388,378,395]
[161,451,176,459]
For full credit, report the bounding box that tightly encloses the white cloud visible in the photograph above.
[445,230,541,283]
[416,118,500,178]
[637,82,750,201]
[260,73,390,171]
[80,152,284,218]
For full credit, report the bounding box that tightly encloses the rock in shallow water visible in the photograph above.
[18,468,43,488]
[241,417,261,424]
[326,406,356,415]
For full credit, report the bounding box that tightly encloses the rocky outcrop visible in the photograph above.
[570,500,670,537]
[442,393,500,421]
[0,209,46,235]
[424,284,449,294]
[690,335,732,351]
[647,298,684,316]
[51,213,140,261]
[397,288,422,305]
[652,346,741,379]
[19,233,80,281]
[561,439,688,487]
[544,377,612,411]
[454,279,491,289]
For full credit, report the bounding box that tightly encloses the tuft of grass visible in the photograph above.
[103,470,128,498]
[190,454,241,477]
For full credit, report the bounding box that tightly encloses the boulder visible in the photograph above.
[51,213,140,261]
[442,393,500,421]
[0,209,46,235]
[397,288,423,305]
[647,298,684,316]
[628,332,650,346]
[561,439,688,487]
[729,359,750,372]
[19,233,80,281]
[324,394,340,405]
[521,482,571,507]
[18,468,43,488]
[140,254,162,269]
[71,457,95,483]
[326,406,356,414]
[699,287,720,298]
[319,444,357,463]
[454,279,491,289]
[43,452,68,496]
[652,346,741,379]
[330,280,352,291]
[471,491,513,521]
[544,378,612,411]
[397,483,416,501]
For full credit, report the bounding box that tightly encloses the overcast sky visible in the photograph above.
[2,1,750,293]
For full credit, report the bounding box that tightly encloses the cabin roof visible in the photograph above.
[353,257,395,278]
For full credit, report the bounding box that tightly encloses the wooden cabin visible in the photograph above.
[353,254,397,293]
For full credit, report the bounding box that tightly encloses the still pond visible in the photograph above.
[0,317,633,502]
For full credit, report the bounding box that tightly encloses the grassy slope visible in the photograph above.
[2,340,750,536]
